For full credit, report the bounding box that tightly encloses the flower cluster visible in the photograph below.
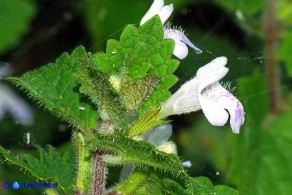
[141,0,245,133]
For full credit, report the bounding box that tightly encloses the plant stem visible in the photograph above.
[264,0,281,113]
[75,132,91,195]
[91,150,106,195]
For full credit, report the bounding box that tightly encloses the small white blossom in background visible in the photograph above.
[0,63,33,125]
[79,106,85,111]
[140,0,202,59]
[157,141,177,154]
[0,84,33,125]
[182,160,192,168]
[0,62,12,79]
[159,57,245,134]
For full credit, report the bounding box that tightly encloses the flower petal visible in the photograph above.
[140,0,173,25]
[196,56,227,76]
[199,83,245,134]
[199,93,229,126]
[159,76,201,117]
[216,88,245,133]
[172,39,188,60]
[181,33,202,54]
[197,66,229,92]
[158,4,173,24]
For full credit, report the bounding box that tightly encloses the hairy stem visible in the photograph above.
[74,132,91,195]
[91,150,106,195]
[264,0,281,113]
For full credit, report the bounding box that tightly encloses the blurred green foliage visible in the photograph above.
[278,31,292,76]
[215,0,265,15]
[0,0,36,53]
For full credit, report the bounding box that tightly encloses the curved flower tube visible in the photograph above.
[164,28,203,59]
[159,57,245,134]
[140,0,202,59]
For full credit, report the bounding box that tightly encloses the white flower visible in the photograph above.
[159,57,245,134]
[140,0,173,26]
[182,160,192,168]
[140,0,202,60]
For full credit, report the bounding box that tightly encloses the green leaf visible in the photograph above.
[161,178,188,195]
[0,0,36,53]
[8,46,98,131]
[187,177,238,195]
[116,171,185,195]
[75,65,128,131]
[120,75,159,112]
[253,113,292,195]
[139,16,163,40]
[187,177,214,194]
[126,174,163,195]
[116,173,238,195]
[128,106,166,136]
[88,133,185,178]
[94,16,179,115]
[0,145,75,193]
[214,185,239,195]
[115,171,149,195]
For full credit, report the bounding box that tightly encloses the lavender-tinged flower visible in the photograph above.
[159,57,245,134]
[164,28,202,59]
[140,0,202,59]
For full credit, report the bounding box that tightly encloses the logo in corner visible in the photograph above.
[12,182,20,190]
[2,181,10,189]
